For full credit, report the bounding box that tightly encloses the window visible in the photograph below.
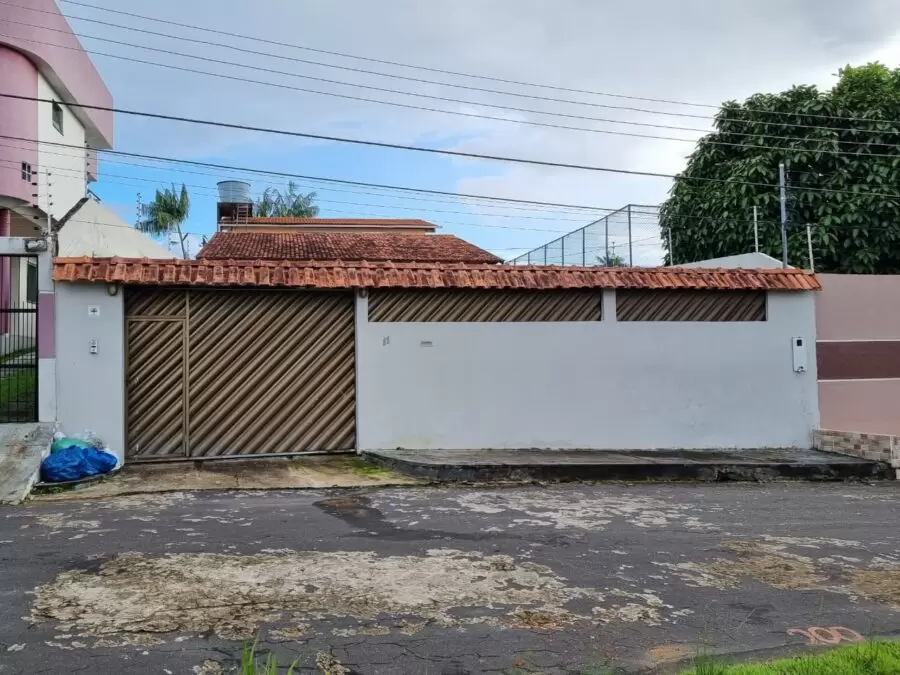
[26,262,37,304]
[20,162,32,182]
[51,101,63,134]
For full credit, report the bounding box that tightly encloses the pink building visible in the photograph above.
[816,274,900,436]
[0,0,113,422]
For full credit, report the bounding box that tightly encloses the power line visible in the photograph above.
[0,160,579,235]
[11,8,882,143]
[0,130,657,213]
[1,6,885,140]
[0,18,706,136]
[0,5,717,124]
[5,95,900,202]
[52,0,900,129]
[5,130,894,237]
[6,27,900,159]
[0,147,595,224]
[11,134,900,236]
[0,30,709,144]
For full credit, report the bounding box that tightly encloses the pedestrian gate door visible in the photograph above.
[125,288,356,460]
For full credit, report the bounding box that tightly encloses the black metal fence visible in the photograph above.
[0,294,38,424]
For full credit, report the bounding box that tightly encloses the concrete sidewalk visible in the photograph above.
[0,423,54,504]
[31,454,422,502]
[363,447,892,482]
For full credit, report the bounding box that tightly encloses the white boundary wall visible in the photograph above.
[55,283,124,460]
[356,289,819,451]
[53,284,819,459]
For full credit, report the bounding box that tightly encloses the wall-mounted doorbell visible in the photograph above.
[792,337,807,373]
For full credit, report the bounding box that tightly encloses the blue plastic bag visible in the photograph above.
[41,446,118,483]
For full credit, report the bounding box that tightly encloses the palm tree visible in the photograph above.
[254,182,319,217]
[596,251,627,267]
[137,184,191,258]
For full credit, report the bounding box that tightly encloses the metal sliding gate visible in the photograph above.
[0,256,38,424]
[125,288,356,461]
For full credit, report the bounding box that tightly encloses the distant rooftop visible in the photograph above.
[198,231,501,264]
[219,217,438,233]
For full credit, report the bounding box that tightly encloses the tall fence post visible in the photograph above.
[604,215,609,264]
[582,227,586,266]
[627,205,633,266]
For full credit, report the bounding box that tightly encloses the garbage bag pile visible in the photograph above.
[40,431,119,483]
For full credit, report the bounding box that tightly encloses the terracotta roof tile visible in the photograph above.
[53,258,822,292]
[235,217,436,228]
[198,232,502,264]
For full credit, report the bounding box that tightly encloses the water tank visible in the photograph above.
[217,180,252,204]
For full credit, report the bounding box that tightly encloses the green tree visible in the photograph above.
[254,182,319,217]
[660,63,900,273]
[138,183,191,259]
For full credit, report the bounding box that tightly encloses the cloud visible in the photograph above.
[59,0,900,262]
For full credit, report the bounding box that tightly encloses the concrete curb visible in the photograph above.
[362,452,893,483]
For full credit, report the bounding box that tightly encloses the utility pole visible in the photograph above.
[779,163,789,268]
[753,206,759,253]
[667,227,673,266]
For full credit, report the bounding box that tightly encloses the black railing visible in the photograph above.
[0,301,37,423]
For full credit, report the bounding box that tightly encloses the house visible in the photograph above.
[812,274,900,471]
[0,1,174,424]
[53,258,819,462]
[0,0,115,423]
[676,252,785,270]
[57,198,174,259]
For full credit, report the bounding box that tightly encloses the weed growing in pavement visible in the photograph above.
[240,640,298,675]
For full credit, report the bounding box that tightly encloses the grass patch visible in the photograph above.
[0,368,35,403]
[681,641,900,675]
[0,368,36,421]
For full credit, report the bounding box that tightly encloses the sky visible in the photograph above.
[37,0,900,262]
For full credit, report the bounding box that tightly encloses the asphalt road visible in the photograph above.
[0,482,898,674]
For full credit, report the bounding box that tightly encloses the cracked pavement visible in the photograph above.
[0,482,899,674]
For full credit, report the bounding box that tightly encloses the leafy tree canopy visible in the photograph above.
[255,182,319,218]
[660,63,900,273]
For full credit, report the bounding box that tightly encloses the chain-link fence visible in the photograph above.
[508,204,664,267]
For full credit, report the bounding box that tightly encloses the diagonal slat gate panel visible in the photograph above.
[187,290,356,457]
[369,289,603,322]
[125,319,186,458]
[125,288,187,318]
